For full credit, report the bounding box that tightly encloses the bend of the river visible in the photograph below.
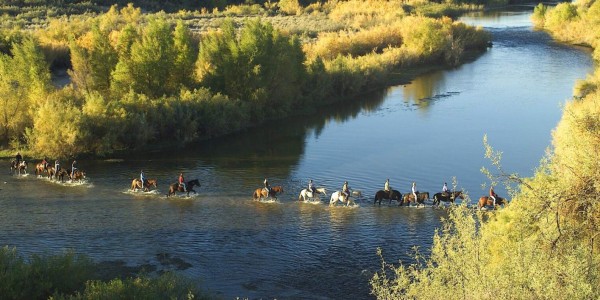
[0,8,594,300]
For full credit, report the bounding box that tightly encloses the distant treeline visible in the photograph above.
[0,0,552,14]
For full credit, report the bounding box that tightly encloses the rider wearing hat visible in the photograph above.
[342,181,350,199]
[308,179,316,194]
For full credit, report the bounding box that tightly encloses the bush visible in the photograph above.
[0,247,93,300]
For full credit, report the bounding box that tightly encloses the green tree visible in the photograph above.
[111,17,177,98]
[0,37,51,145]
[69,24,118,95]
[172,20,197,90]
[26,89,85,157]
[196,18,306,120]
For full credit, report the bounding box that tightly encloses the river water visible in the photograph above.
[0,8,594,300]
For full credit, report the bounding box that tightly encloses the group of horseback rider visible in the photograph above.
[17,152,79,180]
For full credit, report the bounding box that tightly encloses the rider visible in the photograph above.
[342,181,350,199]
[490,186,498,206]
[15,152,22,165]
[54,159,60,173]
[442,182,449,196]
[384,179,390,194]
[308,179,316,194]
[41,157,48,170]
[412,182,418,201]
[179,173,187,192]
[140,170,146,188]
[71,160,77,178]
[264,178,271,194]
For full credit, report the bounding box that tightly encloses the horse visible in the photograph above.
[35,162,49,176]
[298,187,327,202]
[70,169,86,183]
[402,191,430,206]
[477,196,507,209]
[167,179,200,197]
[55,168,69,182]
[11,160,27,175]
[374,189,402,205]
[253,186,284,201]
[329,191,356,206]
[131,178,158,192]
[352,190,363,199]
[432,191,464,206]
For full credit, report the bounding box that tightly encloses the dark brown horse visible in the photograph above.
[432,191,464,206]
[55,168,69,182]
[167,179,200,197]
[374,190,402,205]
[253,186,284,201]
[131,178,158,192]
[402,191,430,205]
[478,196,507,209]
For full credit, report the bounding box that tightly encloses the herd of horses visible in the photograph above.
[261,186,506,209]
[10,160,86,182]
[11,160,506,208]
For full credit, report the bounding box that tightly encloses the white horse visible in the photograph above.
[298,187,327,202]
[329,190,356,206]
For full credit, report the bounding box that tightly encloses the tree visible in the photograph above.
[196,18,306,121]
[0,37,51,145]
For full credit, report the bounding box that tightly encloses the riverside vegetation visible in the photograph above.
[370,1,600,299]
[0,0,490,158]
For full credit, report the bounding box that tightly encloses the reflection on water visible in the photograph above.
[0,8,595,300]
[401,71,448,111]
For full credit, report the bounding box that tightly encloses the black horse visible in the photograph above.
[167,179,200,197]
[432,191,464,206]
[374,189,402,205]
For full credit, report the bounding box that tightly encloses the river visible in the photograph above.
[0,8,594,300]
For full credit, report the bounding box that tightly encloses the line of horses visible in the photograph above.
[217,183,507,209]
[13,160,506,208]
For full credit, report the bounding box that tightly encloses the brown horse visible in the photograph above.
[477,196,507,209]
[374,190,402,205]
[35,162,49,176]
[432,191,464,206]
[131,178,158,192]
[70,169,86,183]
[167,179,200,197]
[402,192,430,205]
[253,186,284,201]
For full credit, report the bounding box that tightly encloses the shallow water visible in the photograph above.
[0,8,594,299]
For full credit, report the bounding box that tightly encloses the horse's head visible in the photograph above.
[189,179,200,187]
[453,191,465,200]
[148,179,157,188]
